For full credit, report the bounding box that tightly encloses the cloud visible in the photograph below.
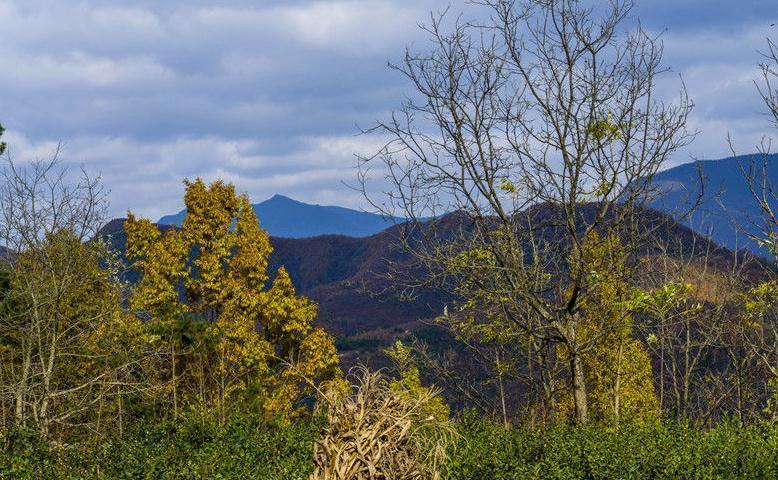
[279,1,420,54]
[651,24,775,164]
[2,129,387,220]
[0,0,776,219]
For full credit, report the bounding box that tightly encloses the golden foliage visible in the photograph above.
[0,230,144,437]
[125,178,340,420]
[385,341,451,422]
[560,232,659,422]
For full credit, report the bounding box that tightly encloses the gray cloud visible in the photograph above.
[0,0,776,218]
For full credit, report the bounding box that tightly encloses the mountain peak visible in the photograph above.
[158,194,399,238]
[266,194,296,202]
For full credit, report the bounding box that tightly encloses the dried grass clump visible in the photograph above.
[310,366,456,480]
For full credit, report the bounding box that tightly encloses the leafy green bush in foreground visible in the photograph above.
[2,414,776,479]
[445,414,778,480]
[0,415,318,480]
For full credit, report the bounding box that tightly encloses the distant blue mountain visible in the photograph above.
[648,154,778,256]
[156,157,776,250]
[157,194,400,238]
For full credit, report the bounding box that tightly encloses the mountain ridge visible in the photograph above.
[101,154,777,362]
[158,194,401,239]
[648,154,778,256]
[155,154,777,252]
[100,200,758,364]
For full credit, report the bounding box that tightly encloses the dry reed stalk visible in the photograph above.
[310,367,456,480]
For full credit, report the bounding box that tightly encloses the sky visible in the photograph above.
[0,0,776,219]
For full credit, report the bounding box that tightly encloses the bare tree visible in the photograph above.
[730,37,778,261]
[0,154,148,441]
[358,0,693,423]
[635,232,755,421]
[723,35,778,420]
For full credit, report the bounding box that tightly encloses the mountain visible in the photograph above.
[158,194,400,238]
[104,158,778,364]
[649,154,778,256]
[0,246,14,261]
[155,156,777,250]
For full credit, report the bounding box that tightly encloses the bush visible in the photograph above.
[2,414,775,478]
[0,415,317,479]
[445,415,778,479]
[0,428,60,479]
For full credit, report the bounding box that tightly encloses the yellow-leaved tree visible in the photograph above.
[384,340,450,422]
[741,280,778,420]
[559,232,659,423]
[125,179,341,422]
[0,158,151,442]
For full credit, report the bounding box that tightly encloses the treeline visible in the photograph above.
[0,0,778,478]
[0,161,343,442]
[404,229,778,425]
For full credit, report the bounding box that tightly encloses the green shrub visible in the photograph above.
[445,415,778,480]
[0,428,60,479]
[0,415,317,479]
[2,414,776,479]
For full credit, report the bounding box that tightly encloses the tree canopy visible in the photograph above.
[125,179,341,422]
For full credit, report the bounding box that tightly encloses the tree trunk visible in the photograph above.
[118,391,124,439]
[659,332,665,411]
[14,346,31,422]
[171,342,178,418]
[570,350,589,424]
[496,352,508,426]
[614,342,624,425]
